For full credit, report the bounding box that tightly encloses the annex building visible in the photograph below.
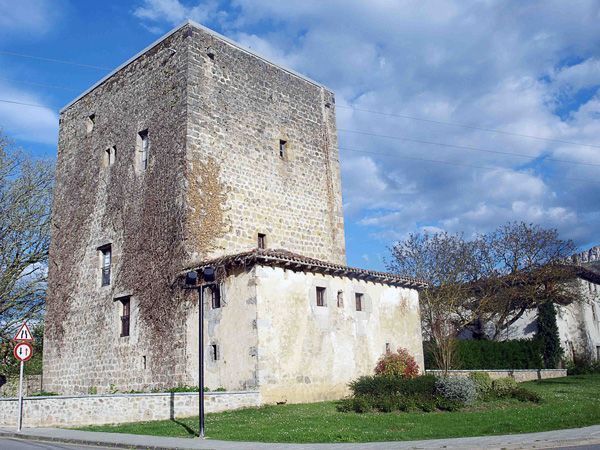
[43,21,426,403]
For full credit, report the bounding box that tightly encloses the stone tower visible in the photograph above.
[43,21,346,393]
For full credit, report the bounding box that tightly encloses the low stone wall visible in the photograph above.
[0,391,260,428]
[425,369,567,382]
[0,375,43,397]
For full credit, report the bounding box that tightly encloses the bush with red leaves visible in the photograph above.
[374,347,420,378]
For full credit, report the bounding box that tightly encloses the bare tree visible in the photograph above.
[387,222,582,370]
[473,223,578,340]
[0,132,53,371]
[388,232,477,372]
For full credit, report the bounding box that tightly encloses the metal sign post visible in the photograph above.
[17,359,24,431]
[13,341,33,432]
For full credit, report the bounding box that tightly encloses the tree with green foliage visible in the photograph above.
[536,302,563,369]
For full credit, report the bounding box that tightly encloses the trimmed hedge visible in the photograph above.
[424,339,543,370]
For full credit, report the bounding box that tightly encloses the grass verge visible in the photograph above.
[79,374,600,443]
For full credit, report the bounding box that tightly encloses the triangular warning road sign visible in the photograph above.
[13,322,34,342]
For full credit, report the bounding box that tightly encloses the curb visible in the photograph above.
[0,430,205,450]
[2,427,600,450]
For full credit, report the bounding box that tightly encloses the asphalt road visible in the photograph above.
[0,438,112,450]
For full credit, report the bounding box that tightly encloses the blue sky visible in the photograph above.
[1,0,599,270]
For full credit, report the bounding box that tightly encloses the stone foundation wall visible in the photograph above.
[0,375,43,398]
[0,390,259,428]
[426,369,567,382]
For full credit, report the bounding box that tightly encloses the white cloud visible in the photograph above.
[0,0,59,36]
[133,0,600,262]
[133,0,224,32]
[0,81,58,145]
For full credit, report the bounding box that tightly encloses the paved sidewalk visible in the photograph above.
[1,425,600,449]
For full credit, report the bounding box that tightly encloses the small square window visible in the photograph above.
[279,140,287,159]
[258,233,266,249]
[316,287,326,307]
[355,293,363,311]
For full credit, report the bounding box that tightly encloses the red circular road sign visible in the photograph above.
[13,342,33,362]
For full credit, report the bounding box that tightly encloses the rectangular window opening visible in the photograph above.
[279,140,287,159]
[337,290,344,308]
[138,129,149,170]
[316,287,326,307]
[355,293,363,311]
[99,244,112,286]
[119,297,131,337]
[258,233,266,250]
[205,284,221,309]
[211,344,219,361]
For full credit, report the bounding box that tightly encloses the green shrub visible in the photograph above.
[468,372,492,397]
[491,377,518,397]
[566,355,600,375]
[349,374,437,398]
[344,396,374,413]
[435,377,477,406]
[425,339,543,370]
[214,387,227,392]
[510,387,542,403]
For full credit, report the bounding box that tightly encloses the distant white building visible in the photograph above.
[465,246,600,361]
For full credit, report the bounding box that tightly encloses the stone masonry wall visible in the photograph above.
[45,22,349,396]
[44,27,191,394]
[426,369,567,382]
[0,391,260,428]
[184,25,346,265]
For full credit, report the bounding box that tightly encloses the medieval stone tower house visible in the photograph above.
[44,21,425,402]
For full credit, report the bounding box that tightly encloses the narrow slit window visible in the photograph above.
[316,287,326,307]
[279,140,287,159]
[355,293,363,311]
[119,297,130,337]
[258,233,266,249]
[105,146,116,167]
[211,344,219,361]
[337,290,344,307]
[138,129,149,170]
[86,114,95,133]
[99,244,111,286]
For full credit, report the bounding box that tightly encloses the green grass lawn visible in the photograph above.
[80,375,600,443]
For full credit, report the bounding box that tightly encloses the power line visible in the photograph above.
[0,99,52,110]
[339,146,600,184]
[337,105,600,149]
[0,50,109,71]
[339,128,600,168]
[0,77,77,92]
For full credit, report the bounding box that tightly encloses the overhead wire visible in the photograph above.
[337,105,600,149]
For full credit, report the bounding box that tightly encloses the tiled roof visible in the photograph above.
[185,249,428,289]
